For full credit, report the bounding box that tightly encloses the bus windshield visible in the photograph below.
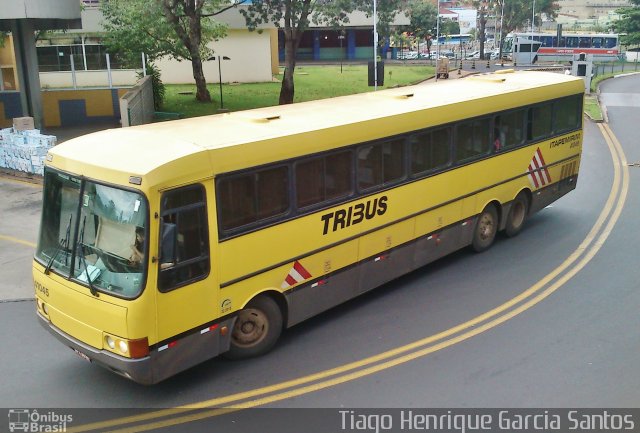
[36,169,148,298]
[502,36,513,54]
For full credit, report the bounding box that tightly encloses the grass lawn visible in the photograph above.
[584,95,603,122]
[161,64,435,118]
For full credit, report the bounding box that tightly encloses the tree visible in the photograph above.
[356,0,407,56]
[405,0,438,54]
[241,0,355,105]
[440,19,461,37]
[615,0,640,46]
[101,0,242,103]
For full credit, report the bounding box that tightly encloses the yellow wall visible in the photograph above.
[42,88,128,127]
[0,35,18,91]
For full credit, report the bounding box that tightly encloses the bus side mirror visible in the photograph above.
[160,222,177,266]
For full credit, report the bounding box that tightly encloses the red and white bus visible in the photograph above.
[503,32,620,64]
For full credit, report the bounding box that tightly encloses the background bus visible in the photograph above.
[503,32,620,64]
[437,33,472,45]
[33,70,584,384]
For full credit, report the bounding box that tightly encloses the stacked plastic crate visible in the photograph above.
[0,128,56,176]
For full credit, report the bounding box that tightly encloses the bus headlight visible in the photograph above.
[102,333,149,358]
[105,335,116,350]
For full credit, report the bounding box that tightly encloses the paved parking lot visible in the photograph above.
[0,177,42,300]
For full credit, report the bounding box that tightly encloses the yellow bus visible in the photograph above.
[33,70,584,384]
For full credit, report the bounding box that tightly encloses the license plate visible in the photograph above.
[73,348,91,362]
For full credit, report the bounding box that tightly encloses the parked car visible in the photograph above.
[397,50,419,60]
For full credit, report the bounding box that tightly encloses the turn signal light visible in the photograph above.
[128,337,150,358]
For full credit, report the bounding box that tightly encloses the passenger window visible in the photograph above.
[296,151,353,209]
[494,110,525,151]
[410,127,451,175]
[455,118,491,162]
[528,104,553,141]
[159,185,209,292]
[554,96,581,132]
[357,139,404,190]
[218,166,289,231]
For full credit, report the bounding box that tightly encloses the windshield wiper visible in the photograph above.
[44,214,72,275]
[76,216,99,297]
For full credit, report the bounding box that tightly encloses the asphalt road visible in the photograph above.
[0,74,638,432]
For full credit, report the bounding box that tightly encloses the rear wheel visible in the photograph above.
[505,192,529,237]
[472,205,499,252]
[225,295,283,360]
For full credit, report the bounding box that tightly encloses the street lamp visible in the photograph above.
[209,55,231,110]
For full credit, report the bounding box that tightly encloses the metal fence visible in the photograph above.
[592,60,640,78]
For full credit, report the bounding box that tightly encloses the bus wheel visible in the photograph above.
[505,192,529,238]
[225,295,282,360]
[472,205,499,253]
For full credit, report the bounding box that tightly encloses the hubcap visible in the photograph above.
[232,308,268,347]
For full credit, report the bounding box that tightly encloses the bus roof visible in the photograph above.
[47,70,584,189]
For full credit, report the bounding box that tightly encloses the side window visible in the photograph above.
[554,95,582,132]
[159,185,209,292]
[410,127,451,175]
[357,138,404,191]
[494,110,525,151]
[296,150,353,209]
[528,103,553,141]
[218,165,289,231]
[455,118,491,162]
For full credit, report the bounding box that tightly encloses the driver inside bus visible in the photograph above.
[129,226,145,265]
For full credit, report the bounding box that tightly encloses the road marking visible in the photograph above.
[0,234,36,248]
[67,125,630,432]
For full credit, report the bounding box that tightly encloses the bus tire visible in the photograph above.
[472,204,499,253]
[225,295,283,360]
[505,192,529,238]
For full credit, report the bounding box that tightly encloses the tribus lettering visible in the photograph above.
[321,196,388,235]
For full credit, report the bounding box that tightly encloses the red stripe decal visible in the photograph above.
[293,261,312,279]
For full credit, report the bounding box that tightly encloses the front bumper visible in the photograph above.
[37,311,155,384]
[37,312,235,385]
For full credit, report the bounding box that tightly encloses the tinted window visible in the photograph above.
[159,185,209,292]
[494,110,525,151]
[555,96,581,132]
[410,127,451,174]
[456,118,491,162]
[296,151,353,208]
[218,166,289,231]
[528,104,553,141]
[357,139,404,190]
